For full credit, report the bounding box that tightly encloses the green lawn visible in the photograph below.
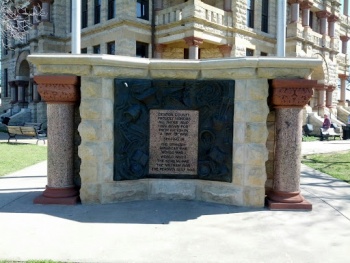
[0,142,47,176]
[302,151,350,183]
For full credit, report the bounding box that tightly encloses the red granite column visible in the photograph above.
[33,75,80,205]
[288,0,302,23]
[184,37,203,59]
[316,11,331,35]
[266,79,316,210]
[326,85,335,108]
[219,44,232,58]
[301,1,313,27]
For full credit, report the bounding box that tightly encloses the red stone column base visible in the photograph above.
[265,191,312,211]
[34,186,80,205]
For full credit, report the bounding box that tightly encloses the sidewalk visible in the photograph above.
[0,140,350,262]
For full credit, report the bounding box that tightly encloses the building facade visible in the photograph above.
[1,0,350,126]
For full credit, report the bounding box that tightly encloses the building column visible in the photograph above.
[301,1,313,27]
[344,0,349,16]
[328,15,338,38]
[184,37,203,59]
[326,85,335,108]
[16,80,29,107]
[33,82,41,103]
[219,44,232,57]
[33,75,80,205]
[154,44,166,58]
[340,35,350,54]
[224,0,232,11]
[9,81,18,104]
[316,11,331,35]
[339,74,347,106]
[288,0,302,23]
[41,0,53,22]
[266,79,316,210]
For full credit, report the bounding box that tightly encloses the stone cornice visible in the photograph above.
[271,79,317,108]
[34,75,80,104]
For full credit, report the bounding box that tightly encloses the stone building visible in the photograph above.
[1,0,350,128]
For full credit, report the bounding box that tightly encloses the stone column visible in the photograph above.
[327,15,338,38]
[301,1,313,27]
[224,0,232,11]
[9,81,18,104]
[266,79,316,210]
[339,74,347,106]
[16,80,29,107]
[33,82,41,103]
[184,37,203,59]
[154,44,166,58]
[33,75,80,205]
[219,44,232,57]
[317,88,326,109]
[340,35,349,54]
[154,0,163,11]
[326,85,335,108]
[316,11,331,35]
[345,0,349,16]
[288,0,302,23]
[41,0,53,22]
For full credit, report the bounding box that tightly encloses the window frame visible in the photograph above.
[93,45,101,54]
[108,0,116,20]
[137,0,149,20]
[107,41,116,55]
[247,0,254,28]
[261,0,268,33]
[94,0,101,24]
[82,0,88,28]
[136,41,149,58]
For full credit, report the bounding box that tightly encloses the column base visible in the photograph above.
[265,191,312,211]
[34,186,80,205]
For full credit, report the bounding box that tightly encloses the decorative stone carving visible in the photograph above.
[34,75,79,104]
[271,79,316,108]
[184,36,203,47]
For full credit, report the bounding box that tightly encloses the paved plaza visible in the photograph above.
[0,135,350,263]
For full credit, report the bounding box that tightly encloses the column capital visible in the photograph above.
[288,0,303,4]
[271,79,316,108]
[15,80,29,87]
[326,85,336,92]
[316,10,331,19]
[339,74,349,80]
[34,75,80,104]
[184,37,203,47]
[328,14,339,22]
[8,81,18,88]
[300,1,313,9]
[340,35,350,42]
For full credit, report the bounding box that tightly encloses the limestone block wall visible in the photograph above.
[28,55,323,207]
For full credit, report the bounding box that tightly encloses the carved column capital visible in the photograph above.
[219,44,232,57]
[288,0,303,4]
[316,10,331,19]
[34,75,80,104]
[328,14,339,22]
[339,74,348,80]
[300,1,313,9]
[155,44,166,53]
[271,79,316,108]
[184,37,203,47]
[340,35,350,42]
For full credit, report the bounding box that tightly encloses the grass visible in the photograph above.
[0,142,47,176]
[302,150,350,183]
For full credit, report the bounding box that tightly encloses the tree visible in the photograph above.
[0,0,43,48]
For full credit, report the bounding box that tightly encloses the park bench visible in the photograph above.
[7,122,46,144]
[320,127,342,141]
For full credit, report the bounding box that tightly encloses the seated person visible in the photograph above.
[320,114,331,141]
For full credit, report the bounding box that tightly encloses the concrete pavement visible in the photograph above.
[0,137,350,262]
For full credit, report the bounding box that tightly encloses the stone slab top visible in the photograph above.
[28,54,324,80]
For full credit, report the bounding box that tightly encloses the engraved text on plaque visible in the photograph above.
[149,110,199,175]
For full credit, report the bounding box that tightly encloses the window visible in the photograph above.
[81,48,87,54]
[260,52,268,56]
[93,45,101,54]
[247,0,254,28]
[4,69,8,97]
[246,48,254,56]
[137,0,149,20]
[94,0,101,24]
[261,0,268,33]
[107,42,115,55]
[108,0,116,20]
[136,41,149,57]
[82,0,88,28]
[184,48,189,59]
[309,11,313,29]
[3,32,8,55]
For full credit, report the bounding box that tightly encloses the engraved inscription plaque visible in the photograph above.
[149,110,199,175]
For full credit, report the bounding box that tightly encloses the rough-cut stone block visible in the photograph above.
[245,144,268,166]
[243,187,265,207]
[245,123,268,143]
[234,123,245,143]
[234,80,247,101]
[80,99,102,120]
[246,101,269,122]
[257,68,312,79]
[78,121,101,141]
[247,79,269,100]
[233,144,245,164]
[93,66,148,78]
[233,101,246,122]
[102,99,114,120]
[245,166,266,187]
[198,183,244,206]
[148,180,196,200]
[232,164,244,186]
[102,122,114,141]
[101,162,114,183]
[101,181,148,203]
[81,77,102,98]
[80,183,101,204]
[102,78,114,99]
[80,164,98,184]
[38,64,91,75]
